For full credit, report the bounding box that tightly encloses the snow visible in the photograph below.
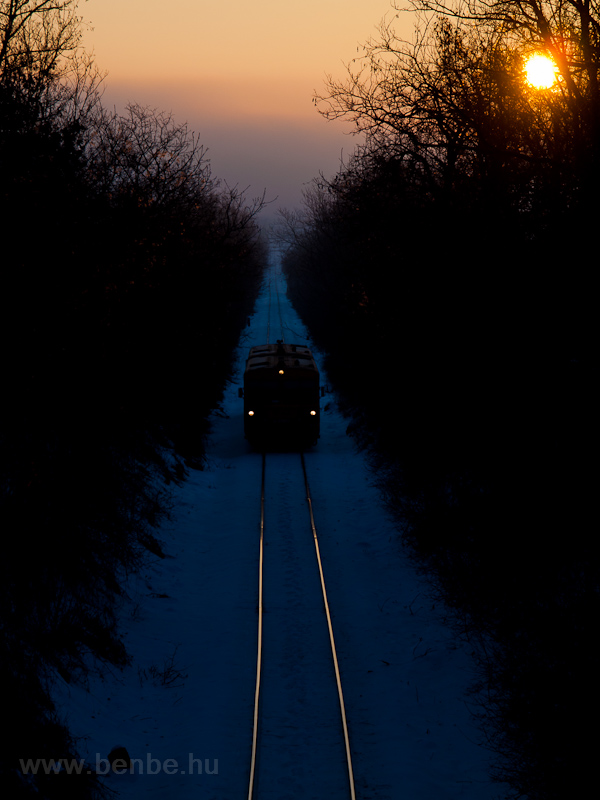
[53,255,509,799]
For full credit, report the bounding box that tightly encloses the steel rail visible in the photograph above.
[301,452,357,800]
[266,273,271,344]
[265,266,284,343]
[272,265,286,342]
[247,453,266,800]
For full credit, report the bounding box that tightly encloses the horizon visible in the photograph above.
[81,0,413,220]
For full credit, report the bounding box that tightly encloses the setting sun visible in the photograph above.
[524,53,558,88]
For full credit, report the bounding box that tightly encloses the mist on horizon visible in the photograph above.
[81,0,408,215]
[95,77,362,218]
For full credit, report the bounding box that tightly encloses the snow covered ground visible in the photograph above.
[53,255,509,799]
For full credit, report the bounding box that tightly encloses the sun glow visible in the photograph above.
[524,54,558,89]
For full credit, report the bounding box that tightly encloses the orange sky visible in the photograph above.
[82,0,413,217]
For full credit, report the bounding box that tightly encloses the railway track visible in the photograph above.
[246,263,354,797]
[265,261,289,346]
[246,451,356,800]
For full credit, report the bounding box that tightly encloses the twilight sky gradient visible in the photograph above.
[82,0,412,220]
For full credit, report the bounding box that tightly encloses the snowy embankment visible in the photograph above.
[53,257,508,799]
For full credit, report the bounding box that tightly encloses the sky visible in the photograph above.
[80,0,413,220]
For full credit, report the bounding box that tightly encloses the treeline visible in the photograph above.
[1,2,266,797]
[282,2,598,799]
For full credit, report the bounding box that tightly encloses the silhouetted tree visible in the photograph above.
[282,4,599,798]
[0,0,83,85]
[1,3,266,797]
[316,1,600,234]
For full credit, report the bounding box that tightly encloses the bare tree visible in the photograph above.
[399,0,600,130]
[315,0,600,217]
[0,0,84,85]
[88,102,214,216]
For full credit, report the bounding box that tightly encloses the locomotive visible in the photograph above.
[240,340,320,447]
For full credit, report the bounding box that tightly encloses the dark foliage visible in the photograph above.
[281,7,599,795]
[0,9,266,794]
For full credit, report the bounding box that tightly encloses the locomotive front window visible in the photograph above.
[245,379,318,405]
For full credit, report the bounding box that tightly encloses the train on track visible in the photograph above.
[240,340,321,447]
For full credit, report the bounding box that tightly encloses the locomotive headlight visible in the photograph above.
[278,369,284,375]
[248,410,255,416]
[310,410,317,416]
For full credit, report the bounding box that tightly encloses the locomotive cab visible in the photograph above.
[242,341,320,447]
